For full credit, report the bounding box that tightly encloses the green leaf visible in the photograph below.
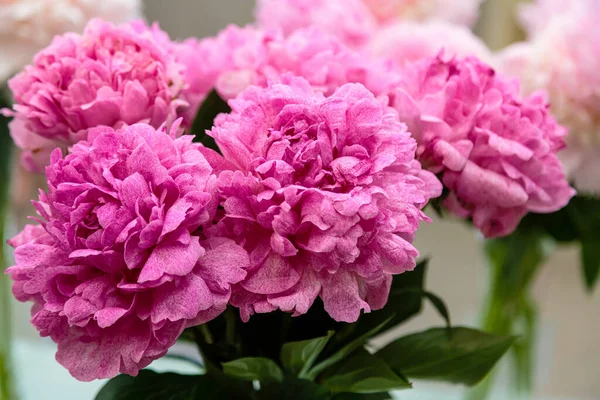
[564,196,600,290]
[306,317,394,381]
[377,327,515,386]
[581,236,600,290]
[322,349,411,394]
[281,331,334,378]
[190,89,230,151]
[394,289,451,329]
[95,370,224,400]
[257,378,331,400]
[222,357,284,383]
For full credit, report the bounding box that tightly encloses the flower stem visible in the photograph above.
[0,93,16,400]
[466,226,551,400]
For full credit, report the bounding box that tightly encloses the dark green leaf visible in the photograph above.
[95,370,224,400]
[257,378,331,400]
[581,237,600,290]
[520,208,578,243]
[423,291,451,329]
[306,317,393,380]
[524,195,600,291]
[222,357,284,383]
[321,349,411,394]
[393,289,451,330]
[377,327,515,386]
[281,331,334,378]
[190,89,230,151]
[564,196,600,290]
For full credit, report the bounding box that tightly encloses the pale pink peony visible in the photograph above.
[368,21,492,67]
[208,76,442,323]
[254,0,376,47]
[518,0,586,37]
[501,2,600,194]
[0,0,142,83]
[6,18,188,172]
[388,55,575,238]
[6,122,249,381]
[362,0,483,26]
[176,26,389,119]
[254,0,482,47]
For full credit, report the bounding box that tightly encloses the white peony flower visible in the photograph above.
[362,0,484,26]
[501,1,600,193]
[368,20,492,66]
[0,0,143,82]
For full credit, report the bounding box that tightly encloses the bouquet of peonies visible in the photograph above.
[0,0,587,399]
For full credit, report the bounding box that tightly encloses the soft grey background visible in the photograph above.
[10,0,600,399]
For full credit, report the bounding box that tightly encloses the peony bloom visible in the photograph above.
[368,21,492,67]
[0,0,142,83]
[6,18,188,172]
[254,0,482,47]
[388,55,575,238]
[6,122,249,381]
[518,0,586,38]
[176,26,389,118]
[254,0,376,47]
[208,76,442,323]
[501,2,600,194]
[362,0,483,26]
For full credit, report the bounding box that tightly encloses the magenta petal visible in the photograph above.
[151,274,213,324]
[138,233,204,283]
[320,270,369,323]
[241,253,300,295]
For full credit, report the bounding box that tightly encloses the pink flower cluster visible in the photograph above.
[385,56,575,237]
[7,123,249,381]
[6,19,190,171]
[4,11,576,384]
[209,76,441,322]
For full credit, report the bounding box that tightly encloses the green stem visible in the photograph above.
[0,93,15,400]
[466,227,551,400]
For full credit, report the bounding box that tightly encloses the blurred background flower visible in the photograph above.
[0,0,142,83]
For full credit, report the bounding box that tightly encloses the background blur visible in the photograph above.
[8,1,600,399]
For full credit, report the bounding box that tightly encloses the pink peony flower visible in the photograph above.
[6,122,249,381]
[0,0,142,82]
[208,76,442,323]
[254,0,376,47]
[368,21,492,67]
[176,26,389,119]
[501,2,600,194]
[6,18,188,172]
[388,55,575,238]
